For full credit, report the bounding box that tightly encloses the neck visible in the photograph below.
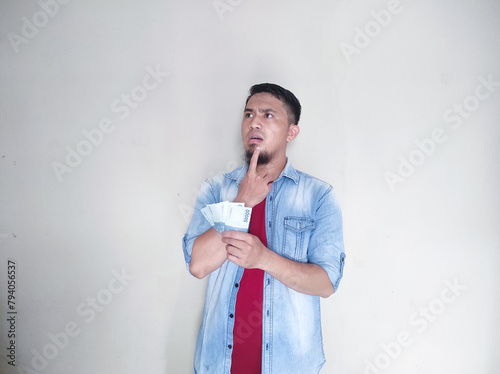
[259,154,287,181]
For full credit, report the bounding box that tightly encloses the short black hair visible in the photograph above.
[245,83,302,125]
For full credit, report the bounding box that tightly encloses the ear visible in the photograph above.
[286,124,300,142]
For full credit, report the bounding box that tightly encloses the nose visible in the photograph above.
[249,116,262,130]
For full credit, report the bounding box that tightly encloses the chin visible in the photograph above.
[244,148,272,165]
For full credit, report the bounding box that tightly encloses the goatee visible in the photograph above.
[245,148,272,165]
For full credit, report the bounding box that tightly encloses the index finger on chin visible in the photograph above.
[249,146,260,173]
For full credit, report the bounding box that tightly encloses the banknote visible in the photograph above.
[201,206,214,226]
[225,204,252,232]
[201,201,251,232]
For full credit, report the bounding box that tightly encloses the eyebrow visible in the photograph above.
[244,108,277,113]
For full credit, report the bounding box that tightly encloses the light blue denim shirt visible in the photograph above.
[183,159,345,374]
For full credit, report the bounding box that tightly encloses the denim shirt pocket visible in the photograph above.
[282,217,315,262]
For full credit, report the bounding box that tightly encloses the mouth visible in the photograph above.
[248,134,263,145]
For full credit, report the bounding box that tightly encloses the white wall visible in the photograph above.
[1,0,499,373]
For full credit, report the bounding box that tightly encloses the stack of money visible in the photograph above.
[201,201,252,233]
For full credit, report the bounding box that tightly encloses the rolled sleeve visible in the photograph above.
[307,187,346,292]
[182,179,218,272]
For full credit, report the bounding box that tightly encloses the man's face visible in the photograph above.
[241,93,296,165]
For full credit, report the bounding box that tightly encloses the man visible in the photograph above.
[182,83,345,373]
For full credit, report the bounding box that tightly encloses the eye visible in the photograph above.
[244,112,254,118]
[264,113,273,118]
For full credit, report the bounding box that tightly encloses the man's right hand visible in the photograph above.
[234,147,272,207]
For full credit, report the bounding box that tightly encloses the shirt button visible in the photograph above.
[229,314,234,318]
[228,345,232,349]
[235,283,239,288]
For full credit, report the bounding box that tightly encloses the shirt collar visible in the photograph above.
[224,158,299,186]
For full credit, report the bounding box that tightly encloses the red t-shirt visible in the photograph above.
[231,199,266,373]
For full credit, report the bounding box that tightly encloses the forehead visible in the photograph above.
[245,93,285,112]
